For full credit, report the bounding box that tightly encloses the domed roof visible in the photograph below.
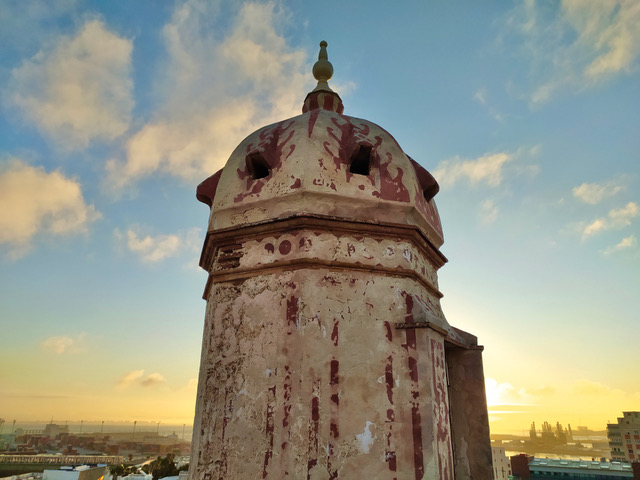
[197,42,444,247]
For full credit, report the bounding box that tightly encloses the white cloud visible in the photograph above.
[140,373,166,387]
[479,199,499,224]
[473,87,488,105]
[41,336,73,354]
[40,333,86,354]
[573,180,623,204]
[433,152,513,188]
[118,369,145,388]
[582,201,639,239]
[106,0,312,190]
[485,378,536,407]
[115,226,201,263]
[0,158,100,257]
[6,19,133,149]
[603,235,637,255]
[505,0,640,104]
[117,369,166,388]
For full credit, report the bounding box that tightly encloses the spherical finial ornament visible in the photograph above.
[312,40,334,92]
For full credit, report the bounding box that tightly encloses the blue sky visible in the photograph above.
[1,0,638,434]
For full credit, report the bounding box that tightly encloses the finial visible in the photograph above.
[312,40,334,92]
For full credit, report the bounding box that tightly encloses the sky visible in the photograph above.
[0,0,638,436]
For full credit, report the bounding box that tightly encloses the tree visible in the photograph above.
[144,454,178,480]
[109,464,136,479]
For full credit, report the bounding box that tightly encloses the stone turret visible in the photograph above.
[190,42,492,479]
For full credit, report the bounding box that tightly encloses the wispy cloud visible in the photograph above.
[479,199,499,224]
[106,0,312,190]
[573,180,623,204]
[603,234,637,255]
[473,87,504,121]
[504,0,640,104]
[6,19,133,149]
[118,369,145,388]
[140,373,166,387]
[0,158,100,258]
[114,227,201,263]
[582,201,639,239]
[118,369,166,388]
[41,333,86,354]
[434,153,513,188]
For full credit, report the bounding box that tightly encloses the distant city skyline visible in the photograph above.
[1,1,638,436]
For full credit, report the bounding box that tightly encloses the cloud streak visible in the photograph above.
[603,235,637,255]
[582,201,639,239]
[505,0,640,104]
[6,19,133,149]
[114,227,201,263]
[118,369,165,388]
[433,153,513,188]
[40,333,87,354]
[573,180,623,204]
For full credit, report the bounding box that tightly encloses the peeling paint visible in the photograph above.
[356,421,376,454]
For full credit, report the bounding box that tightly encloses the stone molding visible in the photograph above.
[200,214,447,300]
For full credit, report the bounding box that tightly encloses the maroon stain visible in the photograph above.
[384,321,393,342]
[331,322,339,347]
[346,243,355,257]
[196,168,222,207]
[404,292,415,324]
[262,385,276,478]
[290,177,301,189]
[402,327,424,480]
[299,237,312,249]
[358,184,365,190]
[234,119,296,203]
[286,296,298,333]
[283,365,292,428]
[279,240,292,255]
[372,152,410,203]
[306,382,320,479]
[385,356,394,405]
[431,338,454,480]
[265,243,275,254]
[308,109,321,137]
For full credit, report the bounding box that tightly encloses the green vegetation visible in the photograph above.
[142,454,179,480]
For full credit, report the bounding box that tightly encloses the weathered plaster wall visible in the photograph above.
[190,268,455,479]
[447,347,493,479]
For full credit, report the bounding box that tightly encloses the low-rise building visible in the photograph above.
[608,412,640,462]
[528,457,633,478]
[492,445,512,479]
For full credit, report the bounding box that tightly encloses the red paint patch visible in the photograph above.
[307,382,320,479]
[286,296,298,333]
[384,321,393,342]
[308,109,321,137]
[234,119,296,203]
[331,321,339,346]
[402,327,424,480]
[279,240,292,255]
[385,356,394,405]
[265,243,275,254]
[290,177,301,189]
[358,184,365,190]
[196,168,222,207]
[262,385,276,478]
